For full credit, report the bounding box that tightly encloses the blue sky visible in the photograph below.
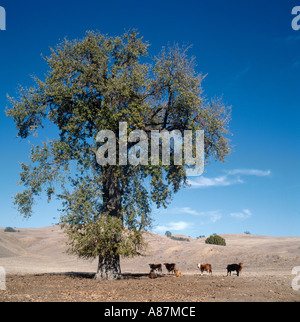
[0,0,299,236]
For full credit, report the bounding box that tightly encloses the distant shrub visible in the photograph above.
[205,234,226,246]
[4,227,18,233]
[169,236,190,242]
[244,231,251,235]
[165,231,172,238]
[197,235,205,239]
[165,231,190,242]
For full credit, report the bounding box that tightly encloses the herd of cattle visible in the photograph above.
[148,262,243,279]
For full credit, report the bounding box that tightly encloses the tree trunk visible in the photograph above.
[95,165,123,280]
[95,253,122,280]
[102,165,122,219]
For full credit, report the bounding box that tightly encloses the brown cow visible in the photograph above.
[226,263,243,276]
[164,263,176,274]
[197,263,212,275]
[174,268,183,277]
[149,264,162,274]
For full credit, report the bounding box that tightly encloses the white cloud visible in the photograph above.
[225,169,271,176]
[205,210,222,223]
[154,221,190,233]
[177,207,200,216]
[153,207,222,233]
[176,207,222,223]
[230,209,252,220]
[188,174,243,188]
[188,168,271,188]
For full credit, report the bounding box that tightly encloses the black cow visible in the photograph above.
[164,263,176,274]
[227,263,243,276]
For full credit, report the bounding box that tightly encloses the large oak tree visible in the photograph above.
[6,31,231,280]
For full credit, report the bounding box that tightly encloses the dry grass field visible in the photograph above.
[0,225,300,302]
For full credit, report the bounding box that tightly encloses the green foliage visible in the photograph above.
[205,234,226,246]
[4,227,19,232]
[165,231,172,238]
[169,235,190,242]
[61,214,146,259]
[6,30,231,261]
[165,231,189,242]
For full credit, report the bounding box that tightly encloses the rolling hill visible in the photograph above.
[1,225,299,275]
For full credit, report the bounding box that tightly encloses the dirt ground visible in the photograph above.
[1,226,300,302]
[1,271,299,302]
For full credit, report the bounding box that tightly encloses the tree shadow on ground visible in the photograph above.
[33,272,161,280]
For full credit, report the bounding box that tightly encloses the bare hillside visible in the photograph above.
[0,226,300,275]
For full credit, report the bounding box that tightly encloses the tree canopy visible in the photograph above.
[6,30,231,279]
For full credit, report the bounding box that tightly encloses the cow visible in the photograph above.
[174,268,183,277]
[197,263,212,275]
[164,263,176,274]
[149,264,162,274]
[226,263,243,276]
